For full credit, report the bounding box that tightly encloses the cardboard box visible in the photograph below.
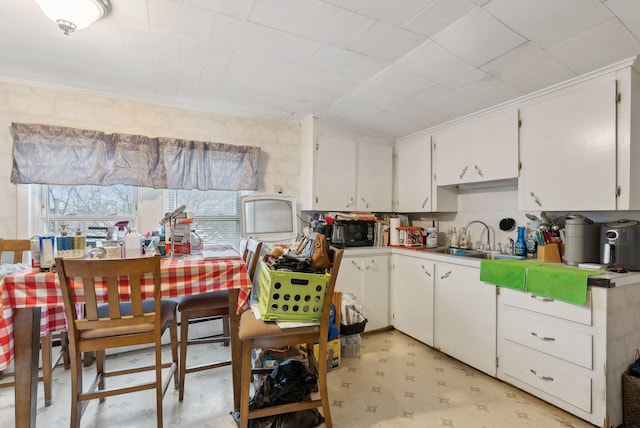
[313,338,340,370]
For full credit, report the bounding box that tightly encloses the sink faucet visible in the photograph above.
[464,220,491,251]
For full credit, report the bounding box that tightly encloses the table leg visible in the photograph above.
[228,289,241,411]
[13,307,41,428]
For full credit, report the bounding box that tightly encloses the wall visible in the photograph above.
[0,80,300,239]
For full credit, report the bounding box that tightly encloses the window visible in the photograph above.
[40,184,137,245]
[165,189,252,248]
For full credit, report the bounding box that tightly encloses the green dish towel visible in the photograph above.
[480,259,535,290]
[526,265,604,305]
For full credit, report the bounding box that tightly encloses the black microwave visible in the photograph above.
[339,220,375,247]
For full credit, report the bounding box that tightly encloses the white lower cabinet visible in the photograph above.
[335,254,389,332]
[497,285,640,427]
[391,254,434,346]
[434,262,496,377]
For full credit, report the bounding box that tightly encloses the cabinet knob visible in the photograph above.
[529,192,542,207]
[459,166,468,179]
[474,165,484,177]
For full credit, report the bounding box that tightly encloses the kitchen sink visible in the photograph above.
[430,248,479,256]
[427,247,525,260]
[465,252,525,260]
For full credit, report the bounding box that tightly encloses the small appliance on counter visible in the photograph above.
[331,220,375,248]
[601,219,640,271]
[564,214,600,266]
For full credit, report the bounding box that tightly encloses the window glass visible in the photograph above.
[165,189,252,248]
[42,184,136,244]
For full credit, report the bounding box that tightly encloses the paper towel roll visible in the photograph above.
[389,218,400,246]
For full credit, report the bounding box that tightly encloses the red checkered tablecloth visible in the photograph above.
[0,254,251,371]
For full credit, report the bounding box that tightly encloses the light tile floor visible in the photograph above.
[0,329,595,427]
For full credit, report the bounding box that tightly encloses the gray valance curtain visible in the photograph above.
[10,123,260,191]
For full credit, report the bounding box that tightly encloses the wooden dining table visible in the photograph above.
[0,245,252,428]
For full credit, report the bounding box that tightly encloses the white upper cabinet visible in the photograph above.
[315,136,358,211]
[518,77,617,211]
[395,133,432,212]
[300,116,393,212]
[433,110,519,186]
[357,142,393,212]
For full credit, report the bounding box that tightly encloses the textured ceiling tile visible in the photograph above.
[480,42,576,93]
[404,0,476,38]
[547,18,640,74]
[118,26,180,59]
[324,0,436,27]
[456,76,524,109]
[399,40,487,89]
[367,64,437,98]
[178,39,233,69]
[349,83,421,113]
[324,96,384,122]
[485,0,614,48]
[433,8,526,67]
[309,71,362,94]
[348,21,427,61]
[411,84,480,117]
[342,55,391,80]
[148,0,215,40]
[248,0,375,48]
[184,0,256,19]
[227,51,320,85]
[603,0,640,40]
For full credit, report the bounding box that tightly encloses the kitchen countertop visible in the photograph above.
[343,246,640,288]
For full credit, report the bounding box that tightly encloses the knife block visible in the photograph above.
[537,243,562,263]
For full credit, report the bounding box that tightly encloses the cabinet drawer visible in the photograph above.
[500,340,592,412]
[501,287,592,325]
[503,307,593,369]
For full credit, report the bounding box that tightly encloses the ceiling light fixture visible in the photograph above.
[35,0,111,35]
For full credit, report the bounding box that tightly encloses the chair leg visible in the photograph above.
[239,338,253,428]
[96,350,106,403]
[170,313,179,389]
[60,331,71,369]
[179,311,189,401]
[318,354,332,428]
[156,337,164,428]
[41,333,53,406]
[222,315,230,347]
[70,350,83,428]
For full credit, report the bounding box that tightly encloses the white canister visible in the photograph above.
[426,227,438,247]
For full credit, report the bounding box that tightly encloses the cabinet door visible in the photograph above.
[391,255,434,346]
[433,123,471,186]
[395,134,432,212]
[435,263,496,376]
[471,110,519,182]
[357,143,392,212]
[335,256,363,299]
[316,136,357,211]
[519,79,616,211]
[360,255,389,331]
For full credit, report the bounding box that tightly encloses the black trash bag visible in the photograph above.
[230,359,325,428]
[250,359,317,409]
[231,409,325,428]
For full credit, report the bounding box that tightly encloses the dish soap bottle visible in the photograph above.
[125,227,142,258]
[515,226,526,257]
[450,227,459,248]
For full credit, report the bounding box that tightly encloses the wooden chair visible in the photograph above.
[177,238,262,401]
[0,238,69,406]
[56,255,178,428]
[238,246,343,428]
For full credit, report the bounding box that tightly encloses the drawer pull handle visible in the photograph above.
[530,369,554,382]
[364,260,375,270]
[351,260,362,271]
[530,294,554,302]
[441,271,452,279]
[531,332,555,341]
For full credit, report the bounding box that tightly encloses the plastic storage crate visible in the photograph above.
[257,261,332,323]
